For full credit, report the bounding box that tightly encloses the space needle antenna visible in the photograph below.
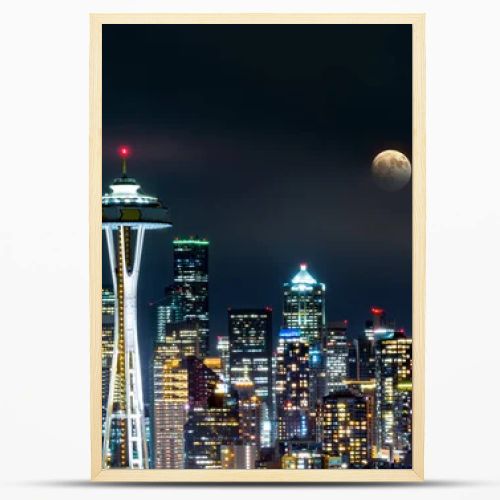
[119,146,129,177]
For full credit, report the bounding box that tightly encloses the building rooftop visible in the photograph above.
[286,263,325,292]
[291,263,317,285]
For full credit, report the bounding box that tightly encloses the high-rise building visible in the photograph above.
[270,351,278,446]
[275,328,310,441]
[153,353,230,469]
[152,354,188,469]
[320,389,369,469]
[156,304,169,343]
[144,404,153,469]
[347,339,360,380]
[164,320,203,359]
[101,288,115,432]
[375,332,412,467]
[343,379,376,462]
[233,380,261,447]
[228,308,272,409]
[184,356,220,408]
[356,308,397,380]
[102,149,171,469]
[356,337,376,379]
[216,335,230,383]
[173,238,210,357]
[259,399,272,449]
[283,264,325,345]
[324,321,349,395]
[283,264,326,411]
[365,307,395,341]
[156,284,183,342]
[184,389,239,469]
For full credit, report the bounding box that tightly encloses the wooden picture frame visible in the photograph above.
[90,13,425,482]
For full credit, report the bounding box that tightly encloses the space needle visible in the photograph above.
[102,146,171,469]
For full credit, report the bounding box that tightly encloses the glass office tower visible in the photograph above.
[275,328,310,441]
[173,238,210,357]
[324,321,349,395]
[283,263,325,345]
[228,308,272,405]
[375,332,412,467]
[101,288,115,432]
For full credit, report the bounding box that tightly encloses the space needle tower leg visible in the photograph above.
[102,226,150,469]
[122,225,148,469]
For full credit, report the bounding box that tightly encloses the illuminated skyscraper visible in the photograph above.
[216,335,230,383]
[276,329,310,441]
[259,399,272,448]
[185,404,240,469]
[152,354,188,469]
[185,356,220,407]
[343,379,376,461]
[228,308,272,405]
[164,320,204,358]
[324,321,349,395]
[320,390,369,469]
[102,147,171,469]
[101,288,115,431]
[283,264,325,345]
[347,339,360,380]
[173,238,210,357]
[233,380,261,448]
[365,307,395,341]
[356,308,397,380]
[356,337,375,380]
[184,380,239,469]
[375,332,412,467]
[283,264,326,411]
[228,308,272,448]
[270,352,278,446]
[156,284,183,342]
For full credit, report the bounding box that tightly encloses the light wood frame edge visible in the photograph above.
[89,12,425,483]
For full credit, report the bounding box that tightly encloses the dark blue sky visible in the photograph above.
[102,24,412,364]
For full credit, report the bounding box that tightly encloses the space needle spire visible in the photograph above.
[119,145,129,177]
[102,146,171,469]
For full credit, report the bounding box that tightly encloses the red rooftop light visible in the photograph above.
[118,145,131,159]
[371,307,384,316]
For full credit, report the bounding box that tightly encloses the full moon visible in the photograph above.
[371,150,411,191]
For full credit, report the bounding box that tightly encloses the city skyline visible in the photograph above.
[101,191,412,469]
[102,225,412,351]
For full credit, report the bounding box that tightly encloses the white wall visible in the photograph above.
[1,1,499,499]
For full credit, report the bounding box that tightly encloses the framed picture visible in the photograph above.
[90,13,425,482]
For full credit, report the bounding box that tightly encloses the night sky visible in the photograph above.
[102,24,412,367]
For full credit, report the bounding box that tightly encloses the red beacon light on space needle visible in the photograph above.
[118,145,131,159]
[371,307,384,316]
[118,145,132,176]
